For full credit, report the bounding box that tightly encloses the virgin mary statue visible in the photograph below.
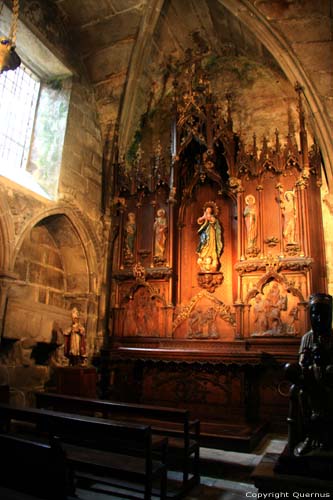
[197,201,223,273]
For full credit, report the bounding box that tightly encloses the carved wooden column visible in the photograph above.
[238,188,245,262]
[167,190,176,304]
[118,208,125,270]
[234,302,244,339]
[135,193,144,262]
[244,303,251,338]
[296,179,309,257]
[295,83,310,259]
[257,184,264,257]
[177,220,184,303]
[235,183,245,340]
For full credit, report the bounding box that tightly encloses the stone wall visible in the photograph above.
[252,0,333,126]
[0,2,106,400]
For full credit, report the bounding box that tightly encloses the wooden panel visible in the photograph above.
[56,367,97,398]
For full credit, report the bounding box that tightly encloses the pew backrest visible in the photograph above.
[35,391,200,487]
[0,433,70,499]
[0,402,155,458]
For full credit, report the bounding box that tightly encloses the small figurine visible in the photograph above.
[63,308,87,366]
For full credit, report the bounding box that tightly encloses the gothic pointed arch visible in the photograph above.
[220,0,333,189]
[12,204,101,294]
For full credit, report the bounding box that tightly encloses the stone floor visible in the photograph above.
[74,433,287,500]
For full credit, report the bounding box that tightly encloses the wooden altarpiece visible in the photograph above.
[105,63,325,442]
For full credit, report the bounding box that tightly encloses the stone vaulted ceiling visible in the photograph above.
[51,0,333,187]
[55,0,275,83]
[54,0,286,142]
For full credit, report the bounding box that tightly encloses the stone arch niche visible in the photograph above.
[2,213,96,369]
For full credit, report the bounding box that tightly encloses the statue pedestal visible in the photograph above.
[275,445,333,480]
[56,367,97,398]
[252,449,333,493]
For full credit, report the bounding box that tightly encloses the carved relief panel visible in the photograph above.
[113,280,172,338]
[248,280,301,337]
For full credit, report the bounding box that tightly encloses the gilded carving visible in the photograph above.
[236,255,312,276]
[229,177,243,193]
[168,186,177,204]
[197,272,224,292]
[264,236,279,248]
[132,262,146,282]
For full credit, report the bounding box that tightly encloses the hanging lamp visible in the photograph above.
[0,0,21,74]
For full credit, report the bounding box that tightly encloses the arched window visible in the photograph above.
[0,4,72,200]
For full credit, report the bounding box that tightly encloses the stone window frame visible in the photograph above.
[0,4,72,200]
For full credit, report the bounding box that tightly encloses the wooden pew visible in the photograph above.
[35,391,200,493]
[0,433,72,499]
[0,403,167,500]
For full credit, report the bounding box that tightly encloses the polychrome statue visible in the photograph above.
[197,201,223,273]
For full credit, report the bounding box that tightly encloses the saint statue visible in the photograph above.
[63,307,87,366]
[124,212,136,264]
[244,194,258,251]
[197,202,223,273]
[153,208,168,264]
[279,190,297,245]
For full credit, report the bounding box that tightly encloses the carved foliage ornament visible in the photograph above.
[197,272,224,292]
